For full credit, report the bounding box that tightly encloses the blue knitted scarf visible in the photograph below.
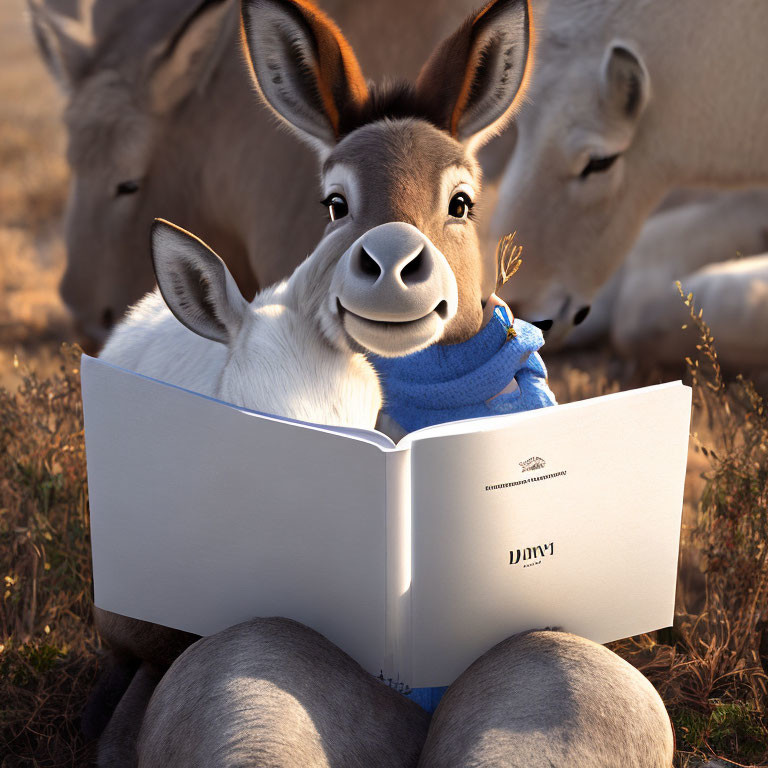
[370,306,557,713]
[371,306,557,434]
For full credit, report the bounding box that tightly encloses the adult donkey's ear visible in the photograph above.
[148,0,234,113]
[151,220,248,345]
[416,0,534,153]
[240,0,368,156]
[27,0,94,92]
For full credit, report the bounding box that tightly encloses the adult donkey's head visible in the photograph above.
[28,0,239,344]
[240,0,533,355]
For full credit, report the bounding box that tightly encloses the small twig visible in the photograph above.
[495,232,523,292]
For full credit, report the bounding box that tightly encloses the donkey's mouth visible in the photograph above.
[336,299,449,357]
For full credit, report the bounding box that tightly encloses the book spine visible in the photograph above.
[383,449,413,690]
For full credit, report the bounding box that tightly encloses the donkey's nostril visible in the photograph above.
[400,248,425,284]
[573,305,591,326]
[358,247,381,279]
[530,318,553,331]
[101,308,115,329]
[435,300,449,320]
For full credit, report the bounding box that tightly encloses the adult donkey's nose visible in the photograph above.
[339,222,458,323]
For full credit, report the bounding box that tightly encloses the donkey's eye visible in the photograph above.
[448,191,474,219]
[579,154,619,179]
[115,180,140,197]
[321,193,349,221]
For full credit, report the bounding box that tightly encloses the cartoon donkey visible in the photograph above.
[95,0,674,765]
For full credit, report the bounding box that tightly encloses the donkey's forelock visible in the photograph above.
[335,81,448,139]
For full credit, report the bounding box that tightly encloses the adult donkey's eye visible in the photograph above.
[448,192,474,219]
[579,154,619,179]
[321,193,349,221]
[115,180,140,197]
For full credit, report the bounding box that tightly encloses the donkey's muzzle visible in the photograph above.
[331,222,459,357]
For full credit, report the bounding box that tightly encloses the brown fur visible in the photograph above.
[239,0,369,138]
[322,119,486,342]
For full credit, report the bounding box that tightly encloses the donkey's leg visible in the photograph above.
[418,630,673,768]
[137,617,430,768]
[81,650,141,739]
[97,662,164,768]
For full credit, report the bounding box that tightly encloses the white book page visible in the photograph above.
[82,356,394,676]
[407,382,692,688]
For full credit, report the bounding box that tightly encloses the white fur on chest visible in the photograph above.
[223,302,381,427]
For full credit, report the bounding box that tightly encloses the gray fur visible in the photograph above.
[419,631,673,767]
[491,0,768,346]
[135,618,430,768]
[108,626,673,767]
[319,120,487,347]
[98,663,165,768]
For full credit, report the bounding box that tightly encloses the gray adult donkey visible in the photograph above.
[97,1,674,765]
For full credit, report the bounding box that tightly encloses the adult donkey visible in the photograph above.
[96,1,673,766]
[488,0,768,346]
[28,0,479,344]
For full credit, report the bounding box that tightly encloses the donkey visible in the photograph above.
[89,0,531,732]
[487,0,768,346]
[27,0,482,344]
[96,1,673,765]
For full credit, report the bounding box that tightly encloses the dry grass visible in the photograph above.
[0,347,99,767]
[609,291,768,767]
[5,324,764,766]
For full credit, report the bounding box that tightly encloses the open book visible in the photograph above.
[81,354,691,689]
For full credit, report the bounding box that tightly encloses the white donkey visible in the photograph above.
[97,1,673,766]
[488,0,768,347]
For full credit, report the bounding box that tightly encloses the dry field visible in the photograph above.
[0,0,766,765]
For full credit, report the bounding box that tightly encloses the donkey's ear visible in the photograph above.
[240,0,368,155]
[151,220,248,345]
[27,0,93,92]
[148,0,234,112]
[416,0,533,152]
[600,43,650,122]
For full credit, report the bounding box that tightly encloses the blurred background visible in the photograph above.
[0,0,71,389]
[1,0,767,765]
